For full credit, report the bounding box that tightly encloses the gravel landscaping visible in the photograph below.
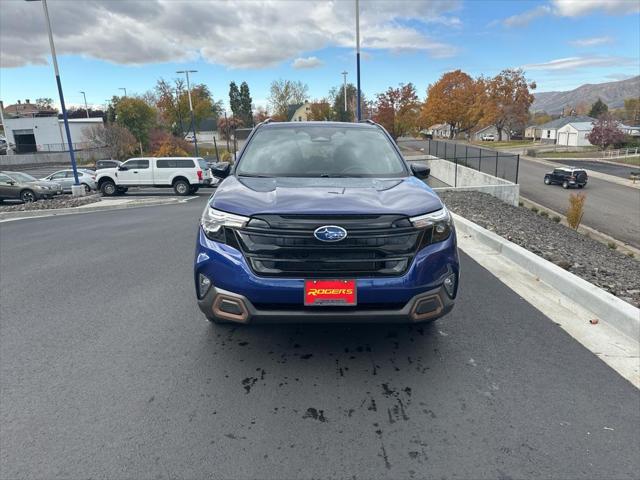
[439,191,640,308]
[0,194,101,212]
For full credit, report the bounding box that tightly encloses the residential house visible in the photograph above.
[2,99,57,118]
[288,103,312,122]
[538,115,595,143]
[621,125,640,137]
[556,122,594,147]
[426,123,453,138]
[524,125,542,139]
[472,125,511,141]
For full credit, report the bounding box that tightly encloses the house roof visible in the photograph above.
[539,115,595,130]
[561,121,593,131]
[287,103,305,121]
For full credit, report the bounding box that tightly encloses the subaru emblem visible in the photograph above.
[314,225,348,242]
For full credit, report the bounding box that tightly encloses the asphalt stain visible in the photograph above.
[303,407,328,423]
[300,353,313,360]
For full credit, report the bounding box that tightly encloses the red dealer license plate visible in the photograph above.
[304,279,357,306]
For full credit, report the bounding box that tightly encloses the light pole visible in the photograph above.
[176,70,199,156]
[355,0,362,121]
[341,71,348,118]
[79,91,89,118]
[26,0,82,194]
[119,87,127,97]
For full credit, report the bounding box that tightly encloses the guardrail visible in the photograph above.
[423,139,520,184]
[604,147,639,159]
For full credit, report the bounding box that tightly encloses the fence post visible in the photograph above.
[465,145,468,168]
[479,148,482,172]
[455,156,458,187]
[515,154,520,184]
[213,137,220,162]
[495,151,499,177]
[453,143,457,165]
[436,141,439,158]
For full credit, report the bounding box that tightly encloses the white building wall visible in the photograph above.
[556,124,593,147]
[3,117,103,150]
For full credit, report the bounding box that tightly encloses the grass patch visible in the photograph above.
[471,140,533,148]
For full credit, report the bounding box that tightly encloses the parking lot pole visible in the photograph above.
[176,70,199,157]
[515,154,520,184]
[33,0,81,191]
[355,0,361,121]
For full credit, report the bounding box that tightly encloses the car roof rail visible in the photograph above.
[255,118,273,129]
[359,119,376,125]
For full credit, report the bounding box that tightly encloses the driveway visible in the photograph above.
[1,197,638,479]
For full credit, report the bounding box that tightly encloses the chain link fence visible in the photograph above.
[424,139,520,184]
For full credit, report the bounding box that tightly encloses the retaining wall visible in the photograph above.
[0,148,110,167]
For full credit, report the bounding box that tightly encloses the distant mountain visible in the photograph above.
[532,76,640,114]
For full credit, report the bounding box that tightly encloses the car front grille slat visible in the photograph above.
[233,214,424,277]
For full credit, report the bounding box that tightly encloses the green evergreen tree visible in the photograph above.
[229,81,241,118]
[589,98,609,119]
[239,82,253,126]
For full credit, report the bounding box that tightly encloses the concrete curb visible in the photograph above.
[452,212,640,341]
[0,197,195,222]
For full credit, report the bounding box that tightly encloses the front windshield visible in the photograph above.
[10,172,37,182]
[236,125,407,177]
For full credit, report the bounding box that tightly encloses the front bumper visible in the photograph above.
[194,227,459,324]
[197,284,454,324]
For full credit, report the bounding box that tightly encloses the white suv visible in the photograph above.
[96,157,212,196]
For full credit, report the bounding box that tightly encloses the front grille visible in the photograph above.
[232,214,425,277]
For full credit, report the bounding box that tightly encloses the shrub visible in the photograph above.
[552,215,561,223]
[220,151,233,162]
[531,206,539,213]
[627,252,635,258]
[607,242,617,250]
[526,148,537,157]
[539,210,549,217]
[518,201,524,207]
[566,192,586,229]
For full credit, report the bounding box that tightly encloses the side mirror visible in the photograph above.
[212,162,231,179]
[410,162,430,179]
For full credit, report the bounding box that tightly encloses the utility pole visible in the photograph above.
[341,71,348,117]
[176,70,199,156]
[27,0,82,194]
[80,91,89,118]
[119,87,127,97]
[355,0,362,121]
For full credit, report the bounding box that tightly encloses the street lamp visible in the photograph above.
[26,0,82,194]
[341,71,348,117]
[119,87,127,97]
[176,70,199,156]
[79,91,89,118]
[355,0,362,121]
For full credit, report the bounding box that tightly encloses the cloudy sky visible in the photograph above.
[0,0,638,111]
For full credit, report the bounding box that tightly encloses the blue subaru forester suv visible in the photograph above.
[195,121,459,324]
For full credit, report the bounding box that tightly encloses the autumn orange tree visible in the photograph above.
[373,83,420,140]
[308,100,333,121]
[483,69,536,140]
[420,70,484,138]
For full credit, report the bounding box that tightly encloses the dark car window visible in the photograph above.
[236,125,407,178]
[0,174,13,183]
[122,159,149,169]
[65,171,76,178]
[156,159,195,168]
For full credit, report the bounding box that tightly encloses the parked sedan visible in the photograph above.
[0,171,63,202]
[42,169,96,193]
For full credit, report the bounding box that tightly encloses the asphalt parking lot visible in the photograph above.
[1,196,639,479]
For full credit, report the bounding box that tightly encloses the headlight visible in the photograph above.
[410,207,452,244]
[38,185,50,190]
[201,205,248,241]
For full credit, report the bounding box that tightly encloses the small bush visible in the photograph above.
[518,201,524,207]
[552,215,561,223]
[607,242,617,250]
[526,148,537,157]
[220,151,233,162]
[566,192,586,230]
[531,206,539,213]
[627,252,635,258]
[539,210,549,217]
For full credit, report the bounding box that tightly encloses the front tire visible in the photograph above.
[562,181,569,189]
[100,181,117,196]
[81,183,91,193]
[544,177,551,185]
[173,179,190,196]
[20,190,36,203]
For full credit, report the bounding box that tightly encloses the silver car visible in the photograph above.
[0,171,63,202]
[42,169,96,193]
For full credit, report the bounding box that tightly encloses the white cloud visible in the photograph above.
[500,0,638,27]
[522,56,635,71]
[569,36,614,47]
[292,56,324,70]
[503,5,552,27]
[0,0,461,69]
[552,0,640,16]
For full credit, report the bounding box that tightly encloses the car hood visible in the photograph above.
[210,176,443,217]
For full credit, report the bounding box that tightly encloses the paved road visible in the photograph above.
[1,198,638,479]
[400,139,640,248]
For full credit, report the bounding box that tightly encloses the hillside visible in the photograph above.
[532,76,639,114]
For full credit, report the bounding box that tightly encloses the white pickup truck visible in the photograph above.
[95,157,213,196]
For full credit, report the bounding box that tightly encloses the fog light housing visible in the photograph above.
[443,273,457,298]
[198,273,212,298]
